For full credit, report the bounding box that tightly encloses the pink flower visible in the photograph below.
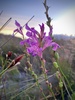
[13,20,23,36]
[20,23,60,58]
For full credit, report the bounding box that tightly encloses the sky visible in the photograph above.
[0,0,75,37]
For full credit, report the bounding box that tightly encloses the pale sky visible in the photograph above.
[0,0,75,37]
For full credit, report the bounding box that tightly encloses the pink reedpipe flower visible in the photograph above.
[13,20,23,36]
[20,23,60,58]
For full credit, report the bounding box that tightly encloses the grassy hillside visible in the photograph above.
[0,34,23,54]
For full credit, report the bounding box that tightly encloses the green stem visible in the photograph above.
[59,67,73,93]
[48,85,57,100]
[41,60,57,100]
[60,75,72,100]
[54,54,73,100]
[36,81,47,100]
[60,87,64,100]
[0,67,8,77]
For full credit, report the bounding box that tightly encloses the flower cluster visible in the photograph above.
[14,21,60,58]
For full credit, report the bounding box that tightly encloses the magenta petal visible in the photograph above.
[20,41,25,45]
[15,20,21,28]
[14,28,23,35]
[14,29,19,33]
[26,24,37,35]
[25,24,31,31]
[14,20,23,35]
[51,42,60,51]
[43,39,52,50]
[20,39,33,46]
[27,47,37,56]
[39,23,44,32]
[26,32,32,37]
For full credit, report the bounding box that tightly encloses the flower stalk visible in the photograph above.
[26,60,47,100]
[41,59,57,100]
[54,52,73,100]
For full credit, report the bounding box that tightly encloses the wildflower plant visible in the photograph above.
[0,0,75,100]
[12,0,72,99]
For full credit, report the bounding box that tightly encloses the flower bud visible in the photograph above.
[53,62,59,69]
[54,52,59,60]
[26,61,32,69]
[32,71,37,80]
[15,54,24,64]
[31,71,35,76]
[6,51,12,59]
[34,74,37,80]
[59,81,63,88]
[56,71,61,79]
[8,54,24,68]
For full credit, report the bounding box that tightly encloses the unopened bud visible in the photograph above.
[8,54,24,69]
[59,81,63,88]
[6,51,12,58]
[53,62,59,69]
[56,71,61,79]
[54,52,59,60]
[32,71,37,80]
[34,74,37,80]
[26,61,32,68]
[32,71,35,76]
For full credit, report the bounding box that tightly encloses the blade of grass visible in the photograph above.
[0,10,3,16]
[0,17,12,32]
